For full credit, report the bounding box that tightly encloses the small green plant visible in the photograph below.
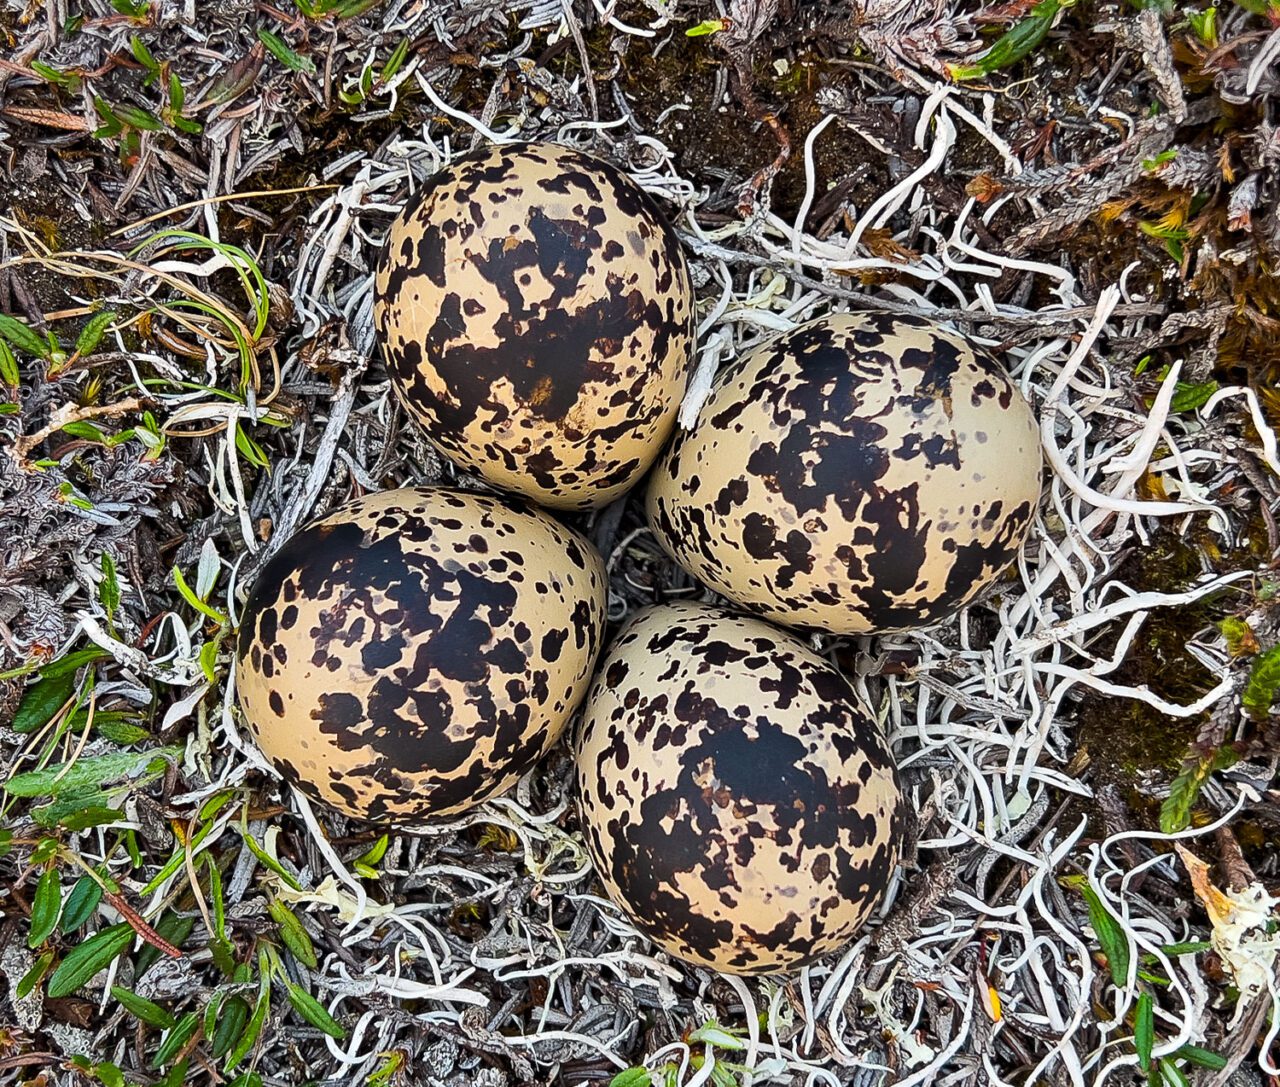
[337,38,411,106]
[686,18,726,37]
[110,0,151,18]
[257,29,316,75]
[1063,876,1225,1082]
[610,1019,763,1087]
[947,0,1078,81]
[295,0,385,19]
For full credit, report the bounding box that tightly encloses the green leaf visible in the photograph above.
[130,34,159,72]
[47,922,133,997]
[31,837,59,864]
[1134,991,1154,1072]
[238,817,302,890]
[224,983,271,1072]
[687,1021,746,1050]
[1160,746,1240,834]
[17,949,55,999]
[95,1063,126,1087]
[199,639,220,684]
[112,985,176,1029]
[87,711,148,746]
[152,1011,200,1068]
[40,797,126,831]
[948,0,1068,80]
[11,669,78,734]
[114,104,163,131]
[1157,1057,1190,1087]
[685,18,725,36]
[6,747,181,798]
[380,38,409,81]
[62,875,104,931]
[1242,644,1280,719]
[256,29,316,74]
[285,981,345,1038]
[1173,1044,1226,1070]
[1160,940,1211,956]
[31,60,78,88]
[0,339,18,386]
[156,1057,190,1087]
[28,868,63,947]
[610,1070,654,1087]
[1170,379,1219,414]
[75,310,117,358]
[1065,877,1130,987]
[168,70,186,114]
[58,420,108,443]
[173,565,228,623]
[38,647,109,680]
[355,832,389,868]
[0,313,51,358]
[268,898,317,968]
[225,1074,263,1087]
[233,422,269,468]
[211,994,249,1059]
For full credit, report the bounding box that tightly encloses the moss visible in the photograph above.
[1074,521,1265,828]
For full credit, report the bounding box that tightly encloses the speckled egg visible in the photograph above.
[235,487,607,822]
[647,313,1042,634]
[575,601,906,975]
[373,141,695,511]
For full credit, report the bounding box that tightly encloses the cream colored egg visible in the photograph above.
[647,313,1042,634]
[575,601,905,975]
[374,141,695,511]
[235,487,607,822]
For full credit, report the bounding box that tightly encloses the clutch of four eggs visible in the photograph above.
[235,142,1042,973]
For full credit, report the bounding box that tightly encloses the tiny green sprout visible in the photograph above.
[686,18,726,36]
[366,1052,405,1087]
[1138,219,1190,263]
[1142,149,1178,172]
[687,1020,747,1051]
[57,482,94,511]
[1188,6,1218,45]
[257,28,317,74]
[99,552,120,626]
[110,0,151,17]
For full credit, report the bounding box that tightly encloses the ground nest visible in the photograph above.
[1,2,1279,1086]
